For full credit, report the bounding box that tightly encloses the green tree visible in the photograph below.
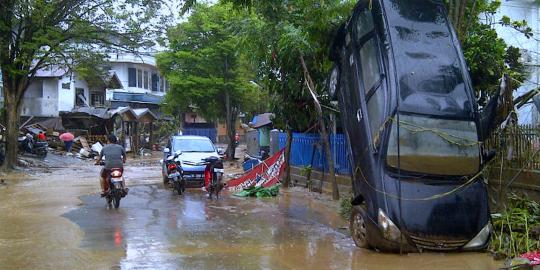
[0,0,176,169]
[228,0,355,199]
[157,3,260,159]
[445,0,533,106]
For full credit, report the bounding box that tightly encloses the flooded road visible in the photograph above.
[0,157,501,269]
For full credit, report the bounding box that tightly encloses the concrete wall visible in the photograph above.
[288,166,353,195]
[245,129,259,156]
[22,78,59,117]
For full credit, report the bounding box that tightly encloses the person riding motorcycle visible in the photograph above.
[95,134,127,197]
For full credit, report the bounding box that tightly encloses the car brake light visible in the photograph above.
[111,170,123,177]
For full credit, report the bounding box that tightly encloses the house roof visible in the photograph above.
[70,107,110,119]
[109,106,138,122]
[34,67,68,78]
[36,117,65,131]
[133,108,157,123]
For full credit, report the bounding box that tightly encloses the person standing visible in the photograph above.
[59,132,75,153]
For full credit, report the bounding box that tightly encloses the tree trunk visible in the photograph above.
[3,88,22,170]
[224,89,236,160]
[283,128,293,188]
[223,56,236,160]
[300,56,339,200]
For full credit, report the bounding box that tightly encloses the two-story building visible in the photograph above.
[0,52,169,120]
[105,52,169,110]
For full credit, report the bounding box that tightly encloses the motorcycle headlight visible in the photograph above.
[378,209,402,242]
[463,223,492,249]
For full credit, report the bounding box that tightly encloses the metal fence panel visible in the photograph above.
[246,130,259,156]
[183,128,217,143]
[278,132,351,175]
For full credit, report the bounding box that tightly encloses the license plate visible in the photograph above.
[111,177,123,183]
[214,168,224,173]
[169,172,181,178]
[185,174,203,179]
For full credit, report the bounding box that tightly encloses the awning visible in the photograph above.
[251,113,274,128]
[68,107,110,119]
[111,92,164,105]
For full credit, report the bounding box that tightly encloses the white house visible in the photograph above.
[0,52,169,119]
[105,52,169,110]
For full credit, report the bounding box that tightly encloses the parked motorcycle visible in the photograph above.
[18,134,48,158]
[203,156,224,199]
[164,150,186,195]
[98,162,127,209]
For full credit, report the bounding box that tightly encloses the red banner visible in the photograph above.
[226,149,287,192]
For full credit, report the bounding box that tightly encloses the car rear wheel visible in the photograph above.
[350,205,370,248]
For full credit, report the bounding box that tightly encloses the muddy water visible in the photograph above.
[0,160,501,269]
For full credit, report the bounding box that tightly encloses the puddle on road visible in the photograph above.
[0,162,501,269]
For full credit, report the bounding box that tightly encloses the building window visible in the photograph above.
[160,76,164,92]
[62,82,70,89]
[151,73,158,92]
[137,69,143,88]
[91,92,105,107]
[128,68,136,87]
[75,88,86,106]
[143,71,149,89]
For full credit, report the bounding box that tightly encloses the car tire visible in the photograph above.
[350,204,370,249]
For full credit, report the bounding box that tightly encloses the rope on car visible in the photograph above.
[356,146,539,201]
[355,165,486,201]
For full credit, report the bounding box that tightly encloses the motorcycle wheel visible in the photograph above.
[106,195,112,208]
[173,178,182,195]
[113,190,121,209]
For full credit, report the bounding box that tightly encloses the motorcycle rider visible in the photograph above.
[95,134,127,197]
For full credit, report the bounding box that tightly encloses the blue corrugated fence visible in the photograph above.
[278,132,351,175]
[183,128,217,143]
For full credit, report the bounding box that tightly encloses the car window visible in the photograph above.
[173,138,215,152]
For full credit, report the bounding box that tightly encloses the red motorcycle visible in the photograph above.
[203,156,224,199]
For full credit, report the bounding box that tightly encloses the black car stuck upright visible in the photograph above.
[328,0,493,252]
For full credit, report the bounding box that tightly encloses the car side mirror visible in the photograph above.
[217,148,225,155]
[163,147,170,154]
[327,65,340,100]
